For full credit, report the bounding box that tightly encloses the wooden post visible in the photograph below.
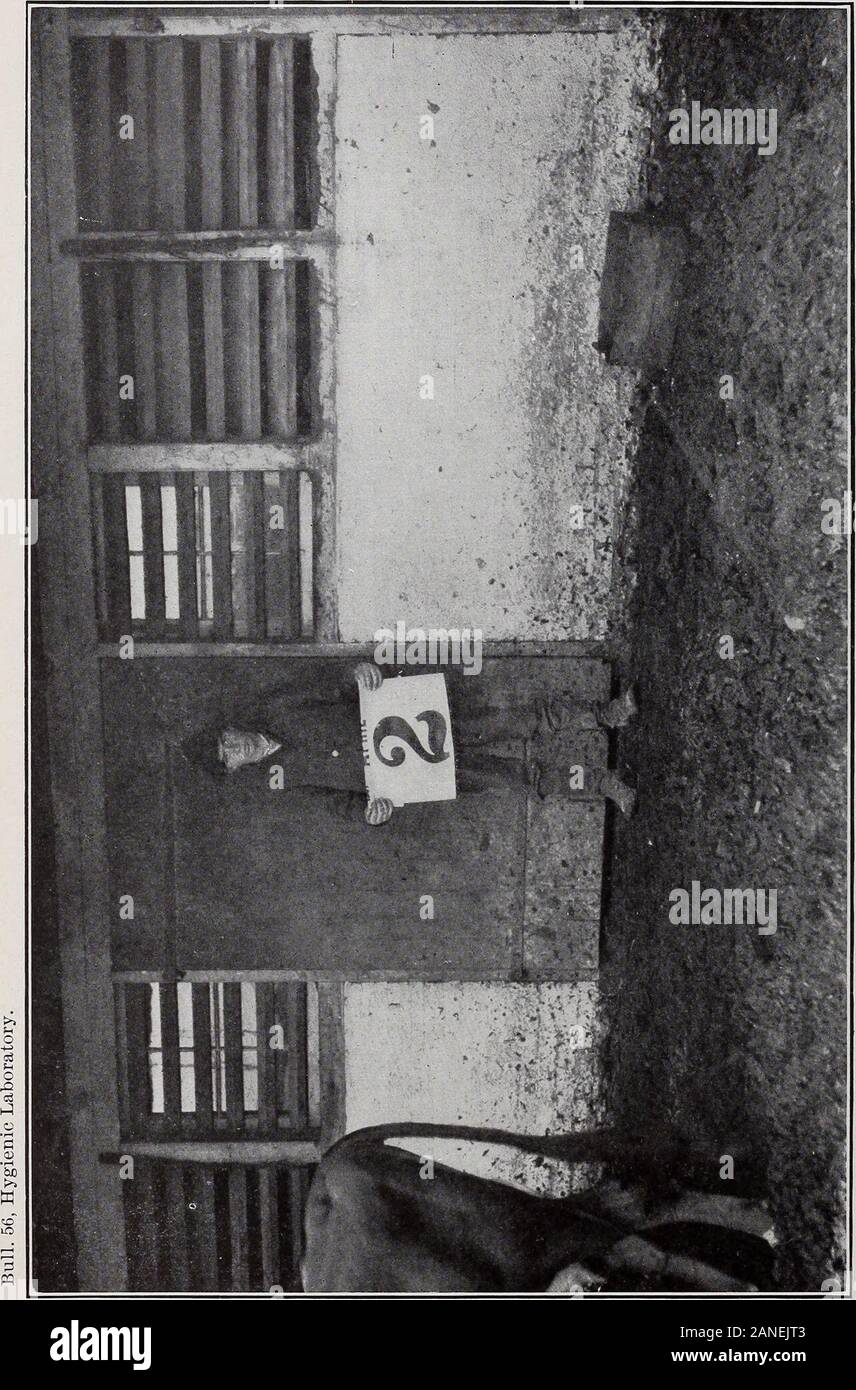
[32,9,128,1289]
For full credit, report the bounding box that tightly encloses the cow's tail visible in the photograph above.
[322,1122,616,1165]
[320,1122,766,1189]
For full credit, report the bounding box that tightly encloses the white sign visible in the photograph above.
[359,674,456,807]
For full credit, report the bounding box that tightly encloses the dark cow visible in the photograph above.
[302,1123,775,1294]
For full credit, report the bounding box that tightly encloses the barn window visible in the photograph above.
[116,979,319,1137]
[112,975,329,1292]
[67,33,330,645]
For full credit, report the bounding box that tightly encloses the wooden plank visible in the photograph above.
[124,40,151,230]
[155,264,193,440]
[89,474,109,631]
[114,968,515,984]
[84,42,121,434]
[222,49,262,444]
[301,56,337,642]
[189,1166,218,1291]
[245,470,266,639]
[192,983,214,1133]
[254,982,278,1136]
[223,982,245,1131]
[112,983,132,1135]
[159,984,182,1133]
[209,473,233,638]
[298,470,314,636]
[123,983,152,1139]
[92,267,121,441]
[263,470,300,639]
[297,37,336,642]
[286,1168,305,1275]
[264,266,297,437]
[64,228,330,259]
[276,982,307,1132]
[277,469,300,640]
[316,983,345,1150]
[224,262,262,438]
[228,1168,250,1291]
[87,38,114,228]
[311,33,336,237]
[202,266,226,439]
[175,474,199,639]
[266,37,297,437]
[214,40,263,441]
[266,38,295,225]
[224,38,258,228]
[227,472,249,637]
[199,37,226,441]
[72,10,623,38]
[523,799,604,978]
[152,41,192,440]
[162,745,180,983]
[257,1168,280,1290]
[113,966,601,984]
[152,40,187,230]
[107,1140,321,1164]
[97,639,613,659]
[163,1165,191,1291]
[306,983,321,1130]
[100,474,132,635]
[131,266,158,439]
[88,441,311,471]
[200,38,223,228]
[132,1159,159,1291]
[139,473,166,635]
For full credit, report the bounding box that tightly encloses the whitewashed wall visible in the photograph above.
[335,28,655,641]
[334,26,655,1177]
[344,982,603,1193]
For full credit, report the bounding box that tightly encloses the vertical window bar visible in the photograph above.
[188,1166,218,1291]
[264,38,297,437]
[212,982,227,1116]
[159,981,182,1132]
[254,982,278,1135]
[139,473,166,634]
[228,474,250,639]
[175,475,199,637]
[200,41,226,439]
[223,982,245,1131]
[126,42,158,443]
[192,982,214,1131]
[228,1168,250,1291]
[210,473,233,639]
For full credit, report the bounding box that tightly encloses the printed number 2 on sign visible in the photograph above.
[359,674,457,807]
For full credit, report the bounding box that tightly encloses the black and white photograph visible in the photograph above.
[9,0,853,1319]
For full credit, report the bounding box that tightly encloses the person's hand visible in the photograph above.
[365,797,394,826]
[353,662,383,692]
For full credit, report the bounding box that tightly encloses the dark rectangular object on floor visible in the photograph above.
[597,210,688,376]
